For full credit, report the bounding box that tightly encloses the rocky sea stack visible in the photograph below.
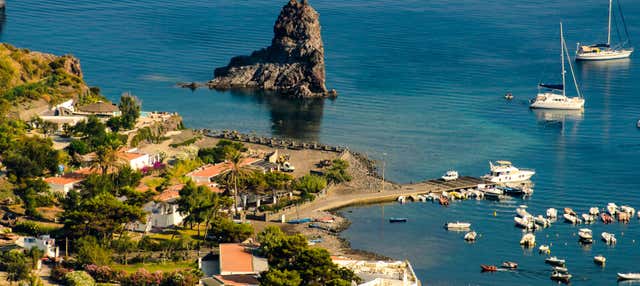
[207,0,335,98]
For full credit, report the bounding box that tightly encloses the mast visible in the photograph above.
[608,0,613,46]
[561,22,566,97]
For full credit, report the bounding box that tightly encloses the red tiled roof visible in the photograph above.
[44,176,83,185]
[219,243,254,274]
[118,151,147,161]
[153,189,181,202]
[213,275,259,286]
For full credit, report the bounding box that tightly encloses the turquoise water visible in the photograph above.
[3,0,640,284]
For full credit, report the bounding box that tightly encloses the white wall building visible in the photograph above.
[43,176,84,196]
[332,258,420,286]
[119,148,156,170]
[15,235,59,258]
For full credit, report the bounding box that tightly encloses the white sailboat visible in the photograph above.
[576,0,633,61]
[531,23,585,110]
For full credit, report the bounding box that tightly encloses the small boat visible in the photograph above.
[448,191,464,200]
[442,170,459,181]
[563,213,581,224]
[554,266,569,273]
[618,273,640,281]
[594,255,606,265]
[620,205,636,217]
[601,232,617,244]
[516,207,531,218]
[505,92,514,100]
[483,161,535,183]
[546,208,558,218]
[520,233,536,247]
[287,218,312,224]
[535,215,551,228]
[389,217,408,223]
[480,264,498,272]
[589,207,600,216]
[480,186,506,201]
[539,245,551,254]
[564,207,577,216]
[416,195,427,202]
[551,270,572,283]
[397,196,406,204]
[425,193,437,201]
[464,231,477,241]
[438,196,449,206]
[581,213,595,223]
[618,211,631,223]
[607,203,618,215]
[545,256,566,267]
[514,217,534,229]
[601,213,613,224]
[501,261,518,269]
[578,228,593,243]
[445,222,471,230]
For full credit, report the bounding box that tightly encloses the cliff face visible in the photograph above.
[0,43,89,103]
[208,0,334,98]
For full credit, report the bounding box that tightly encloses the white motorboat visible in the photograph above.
[618,273,640,280]
[546,208,558,218]
[582,213,595,223]
[442,170,459,181]
[477,184,506,200]
[545,256,566,267]
[579,228,593,242]
[483,161,535,183]
[514,217,535,229]
[516,207,532,218]
[539,244,551,254]
[464,231,477,241]
[520,233,536,247]
[535,215,551,228]
[531,23,585,110]
[620,205,636,217]
[602,232,617,244]
[551,271,572,282]
[445,222,471,230]
[594,255,606,265]
[576,0,633,61]
[397,196,406,204]
[563,213,581,224]
[554,266,569,273]
[589,207,600,216]
[607,203,618,215]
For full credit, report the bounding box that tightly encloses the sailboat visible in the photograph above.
[531,23,585,110]
[576,0,633,60]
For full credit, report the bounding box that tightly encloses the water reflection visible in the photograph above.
[532,109,584,123]
[576,58,631,73]
[228,90,325,141]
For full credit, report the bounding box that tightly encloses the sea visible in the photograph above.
[3,0,640,285]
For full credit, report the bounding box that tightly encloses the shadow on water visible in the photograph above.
[227,89,326,142]
[0,6,6,37]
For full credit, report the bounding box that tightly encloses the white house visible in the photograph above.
[118,148,155,170]
[332,257,420,286]
[132,188,185,232]
[43,175,84,195]
[15,235,59,258]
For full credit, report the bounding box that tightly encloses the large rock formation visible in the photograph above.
[208,0,335,98]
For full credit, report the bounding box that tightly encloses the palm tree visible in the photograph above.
[223,149,250,214]
[91,146,125,175]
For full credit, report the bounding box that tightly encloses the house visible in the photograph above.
[15,235,59,258]
[199,243,268,286]
[44,176,84,195]
[74,101,121,117]
[188,158,261,184]
[331,257,420,286]
[118,148,156,170]
[131,187,185,232]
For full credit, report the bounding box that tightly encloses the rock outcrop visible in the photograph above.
[208,0,335,98]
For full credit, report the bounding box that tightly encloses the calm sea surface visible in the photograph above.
[3,0,640,284]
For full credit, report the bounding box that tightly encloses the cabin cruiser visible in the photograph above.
[551,270,572,283]
[441,170,459,181]
[545,256,566,267]
[520,233,536,247]
[546,208,558,218]
[483,161,535,183]
[607,203,618,215]
[602,232,617,244]
[594,255,606,265]
[578,228,593,243]
[445,222,471,230]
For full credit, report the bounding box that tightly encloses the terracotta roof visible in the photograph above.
[197,183,224,193]
[153,189,181,202]
[219,243,254,274]
[118,151,148,161]
[72,168,99,176]
[190,158,261,178]
[76,102,119,113]
[213,275,259,286]
[44,176,83,185]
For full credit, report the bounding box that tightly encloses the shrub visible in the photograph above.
[121,269,163,286]
[64,271,96,286]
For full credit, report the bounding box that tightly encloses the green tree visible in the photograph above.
[177,181,232,240]
[118,93,140,130]
[75,236,112,266]
[293,175,327,199]
[27,247,44,270]
[1,250,30,284]
[2,136,60,181]
[197,139,247,164]
[64,271,96,286]
[259,269,301,286]
[112,233,137,265]
[208,217,253,243]
[325,159,352,184]
[91,146,125,175]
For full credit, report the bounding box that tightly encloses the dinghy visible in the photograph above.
[581,213,595,223]
[535,215,551,227]
[594,255,606,265]
[563,213,581,224]
[445,222,471,230]
[501,261,518,269]
[480,264,498,272]
[545,256,566,267]
[601,213,613,224]
[589,207,600,216]
[602,232,617,244]
[539,245,551,254]
[464,231,477,241]
[520,233,536,247]
[578,228,593,243]
[607,203,618,215]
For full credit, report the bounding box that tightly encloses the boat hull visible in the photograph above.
[576,49,633,61]
[530,95,585,110]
